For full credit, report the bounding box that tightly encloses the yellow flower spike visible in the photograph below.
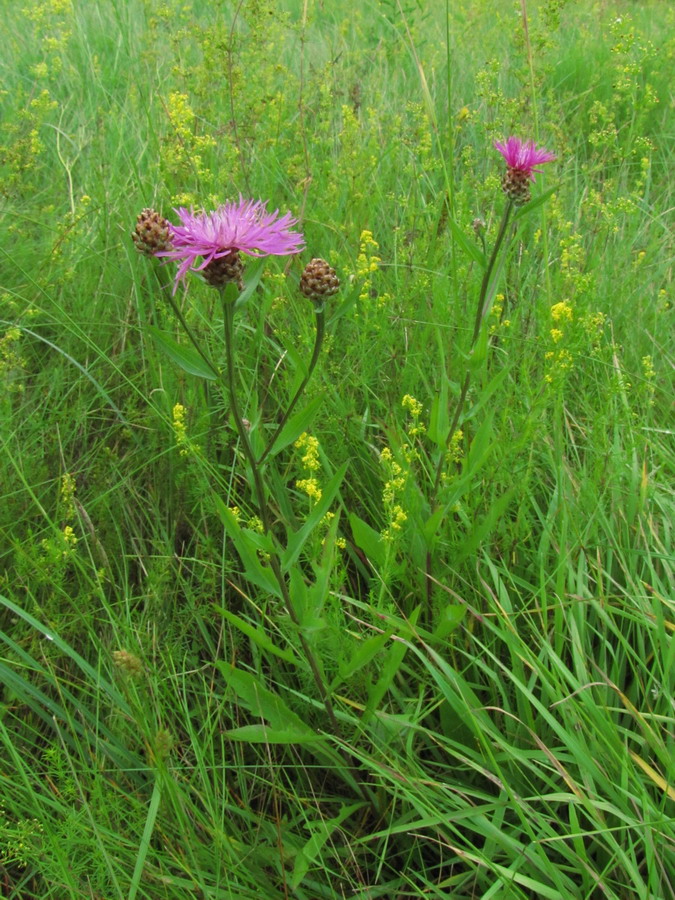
[550,301,573,323]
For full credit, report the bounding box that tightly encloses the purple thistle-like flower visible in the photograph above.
[494,137,556,182]
[157,197,305,292]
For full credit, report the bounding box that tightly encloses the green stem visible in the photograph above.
[165,288,221,381]
[258,305,325,466]
[473,200,514,344]
[221,293,339,734]
[431,201,513,500]
[425,200,513,600]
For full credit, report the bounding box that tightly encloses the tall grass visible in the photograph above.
[0,0,673,898]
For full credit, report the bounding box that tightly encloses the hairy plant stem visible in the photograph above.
[257,304,325,466]
[425,200,514,600]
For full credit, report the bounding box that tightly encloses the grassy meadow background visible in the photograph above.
[1,0,673,897]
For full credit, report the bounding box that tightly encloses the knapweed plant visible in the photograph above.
[134,196,376,801]
[347,137,557,608]
[135,135,556,792]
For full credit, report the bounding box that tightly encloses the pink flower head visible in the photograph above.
[158,197,305,292]
[494,137,556,181]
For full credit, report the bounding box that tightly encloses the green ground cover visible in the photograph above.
[0,0,673,897]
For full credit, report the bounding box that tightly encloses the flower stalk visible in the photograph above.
[221,289,339,732]
[425,137,554,602]
[258,305,325,466]
[431,199,514,502]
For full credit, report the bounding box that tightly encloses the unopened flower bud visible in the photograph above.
[132,208,172,256]
[299,258,340,303]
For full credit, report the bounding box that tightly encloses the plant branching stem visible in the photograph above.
[222,297,336,725]
[258,305,325,466]
[222,293,375,809]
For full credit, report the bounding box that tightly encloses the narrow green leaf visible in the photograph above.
[282,462,348,570]
[455,487,515,564]
[432,604,466,641]
[327,282,361,325]
[349,513,386,568]
[513,184,558,221]
[428,377,449,447]
[364,607,420,719]
[128,778,162,900]
[215,662,315,738]
[448,215,486,268]
[423,505,446,545]
[267,394,324,458]
[146,325,218,380]
[234,258,266,310]
[213,498,282,598]
[330,630,391,692]
[214,607,299,665]
[464,410,494,474]
[291,802,364,889]
[225,724,323,744]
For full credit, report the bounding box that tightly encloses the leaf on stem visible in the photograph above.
[146,325,218,380]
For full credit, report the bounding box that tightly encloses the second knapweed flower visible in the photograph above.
[157,197,305,292]
[494,137,556,204]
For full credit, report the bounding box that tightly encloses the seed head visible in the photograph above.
[112,649,143,678]
[132,208,172,256]
[299,258,340,303]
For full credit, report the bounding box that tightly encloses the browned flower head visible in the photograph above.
[132,208,172,256]
[299,258,340,303]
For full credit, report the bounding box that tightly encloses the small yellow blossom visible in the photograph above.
[550,301,573,323]
[402,394,423,417]
[60,473,76,518]
[447,429,464,465]
[402,393,425,436]
[544,349,574,384]
[379,446,408,542]
[30,61,49,79]
[355,230,380,301]
[294,432,321,471]
[247,516,264,534]
[172,403,189,455]
[296,477,322,502]
[295,433,323,503]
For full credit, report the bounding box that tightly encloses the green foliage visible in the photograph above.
[0,0,673,898]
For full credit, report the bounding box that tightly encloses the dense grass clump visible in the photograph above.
[1,1,673,898]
